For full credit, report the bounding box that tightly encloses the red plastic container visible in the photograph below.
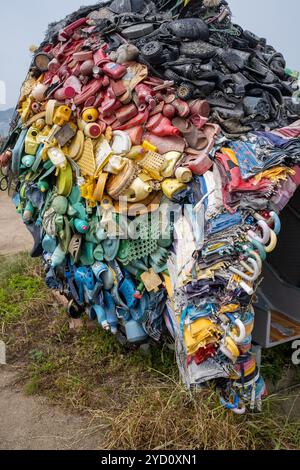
[146,114,180,137]
[102,62,127,80]
[116,104,138,124]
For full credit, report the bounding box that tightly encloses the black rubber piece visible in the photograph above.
[243,96,271,117]
[68,300,85,319]
[122,23,154,39]
[231,36,251,51]
[25,223,44,258]
[164,69,182,84]
[218,50,246,72]
[110,0,144,13]
[141,41,163,64]
[0,176,8,192]
[180,41,216,60]
[243,30,260,48]
[167,18,209,41]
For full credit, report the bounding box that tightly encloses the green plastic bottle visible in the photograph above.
[285,67,300,80]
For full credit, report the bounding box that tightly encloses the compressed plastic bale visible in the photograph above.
[2,0,300,413]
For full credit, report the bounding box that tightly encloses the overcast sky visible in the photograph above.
[0,0,299,110]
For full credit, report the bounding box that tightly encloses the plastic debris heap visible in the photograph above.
[2,0,300,413]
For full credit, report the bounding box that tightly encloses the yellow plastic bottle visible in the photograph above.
[47,147,67,171]
[25,127,39,156]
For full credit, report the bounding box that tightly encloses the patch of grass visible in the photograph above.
[261,344,299,384]
[0,253,48,325]
[1,253,300,450]
[98,385,300,450]
[24,376,42,396]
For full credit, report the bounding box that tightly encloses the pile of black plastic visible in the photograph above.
[38,0,299,136]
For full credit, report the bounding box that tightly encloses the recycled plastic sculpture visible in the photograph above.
[2,0,300,413]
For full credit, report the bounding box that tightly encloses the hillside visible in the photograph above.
[0,108,14,137]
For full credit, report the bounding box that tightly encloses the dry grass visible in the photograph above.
[1,253,300,450]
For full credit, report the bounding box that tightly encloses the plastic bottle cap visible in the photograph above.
[89,124,101,138]
[64,86,76,99]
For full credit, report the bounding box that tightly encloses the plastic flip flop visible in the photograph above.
[66,130,84,161]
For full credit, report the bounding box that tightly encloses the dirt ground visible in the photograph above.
[0,369,102,450]
[0,192,101,450]
[0,192,32,256]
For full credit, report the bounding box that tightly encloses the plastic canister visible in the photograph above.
[125,320,148,343]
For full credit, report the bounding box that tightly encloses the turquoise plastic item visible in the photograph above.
[131,293,149,323]
[92,261,107,281]
[124,264,142,278]
[23,201,35,224]
[42,235,57,254]
[43,160,54,171]
[21,155,35,168]
[93,244,104,261]
[74,203,88,220]
[103,238,120,261]
[96,225,107,241]
[104,291,118,334]
[80,242,95,266]
[119,272,137,309]
[89,304,108,330]
[51,245,66,268]
[125,320,148,343]
[68,185,81,205]
[150,247,169,273]
[74,218,89,234]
